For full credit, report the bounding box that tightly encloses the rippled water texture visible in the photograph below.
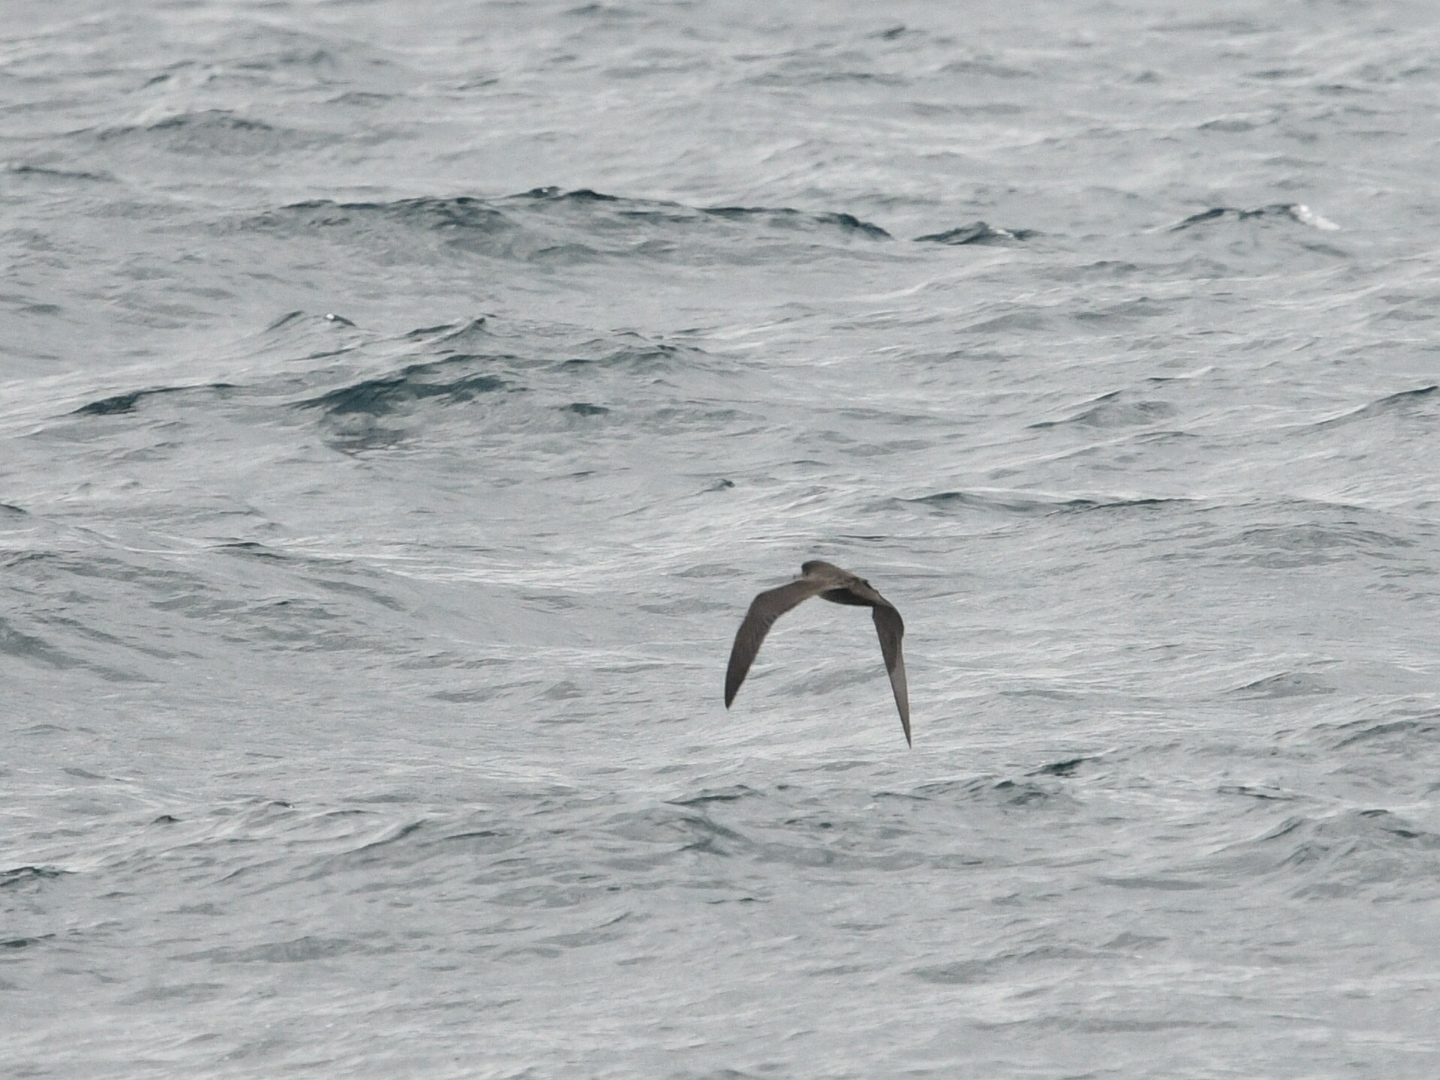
[4,2,1440,1077]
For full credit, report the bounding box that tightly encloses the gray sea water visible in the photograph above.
[5,1,1440,1076]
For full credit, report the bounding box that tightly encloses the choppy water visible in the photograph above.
[5,2,1440,1077]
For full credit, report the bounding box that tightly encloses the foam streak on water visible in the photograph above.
[4,2,1440,1077]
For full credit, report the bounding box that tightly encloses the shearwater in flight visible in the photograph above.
[724,560,911,745]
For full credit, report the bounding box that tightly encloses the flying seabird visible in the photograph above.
[724,560,911,745]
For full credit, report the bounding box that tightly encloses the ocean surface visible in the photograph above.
[4,1,1440,1076]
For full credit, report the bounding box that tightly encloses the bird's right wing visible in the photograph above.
[724,577,829,707]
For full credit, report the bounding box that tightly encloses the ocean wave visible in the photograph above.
[1167,203,1340,231]
[908,489,1187,515]
[91,110,333,155]
[1029,390,1178,428]
[1215,808,1440,897]
[239,189,897,264]
[1310,385,1439,428]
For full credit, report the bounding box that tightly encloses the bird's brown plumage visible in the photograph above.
[724,560,911,745]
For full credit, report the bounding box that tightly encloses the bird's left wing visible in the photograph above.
[870,603,910,746]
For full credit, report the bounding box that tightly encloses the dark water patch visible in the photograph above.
[178,936,361,963]
[914,945,1103,986]
[1097,876,1212,891]
[1072,298,1170,322]
[667,1069,768,1080]
[241,199,528,266]
[75,389,167,416]
[347,820,425,855]
[231,44,345,72]
[432,829,517,856]
[1,934,56,949]
[915,221,1034,244]
[911,958,993,985]
[518,188,893,245]
[1216,809,1440,897]
[405,317,491,349]
[1028,756,1097,777]
[254,196,510,236]
[74,383,236,417]
[558,339,706,373]
[407,321,472,340]
[700,204,890,239]
[120,983,226,1005]
[1068,259,1143,278]
[308,576,406,613]
[939,58,1033,79]
[296,820,433,879]
[245,191,894,264]
[961,309,1052,334]
[910,488,1184,516]
[1249,67,1314,81]
[529,242,602,264]
[94,110,329,155]
[1168,203,1338,231]
[537,912,638,951]
[520,186,619,203]
[319,420,400,455]
[753,837,926,874]
[432,686,510,703]
[329,90,394,107]
[487,883,601,909]
[1311,385,1438,429]
[0,866,68,888]
[677,563,745,579]
[1030,391,1177,429]
[301,356,512,417]
[0,502,25,515]
[810,70,906,86]
[1077,1017,1238,1033]
[1198,117,1261,133]
[1105,932,1169,950]
[7,163,115,182]
[1,293,62,317]
[16,723,67,735]
[0,617,79,669]
[1218,784,1302,801]
[253,310,372,362]
[638,598,730,615]
[1233,672,1333,699]
[989,779,1069,808]
[606,806,751,857]
[215,541,287,560]
[1152,17,1266,34]
[564,3,640,18]
[912,775,1073,809]
[542,679,584,700]
[668,785,762,807]
[1214,520,1415,568]
[1331,713,1440,750]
